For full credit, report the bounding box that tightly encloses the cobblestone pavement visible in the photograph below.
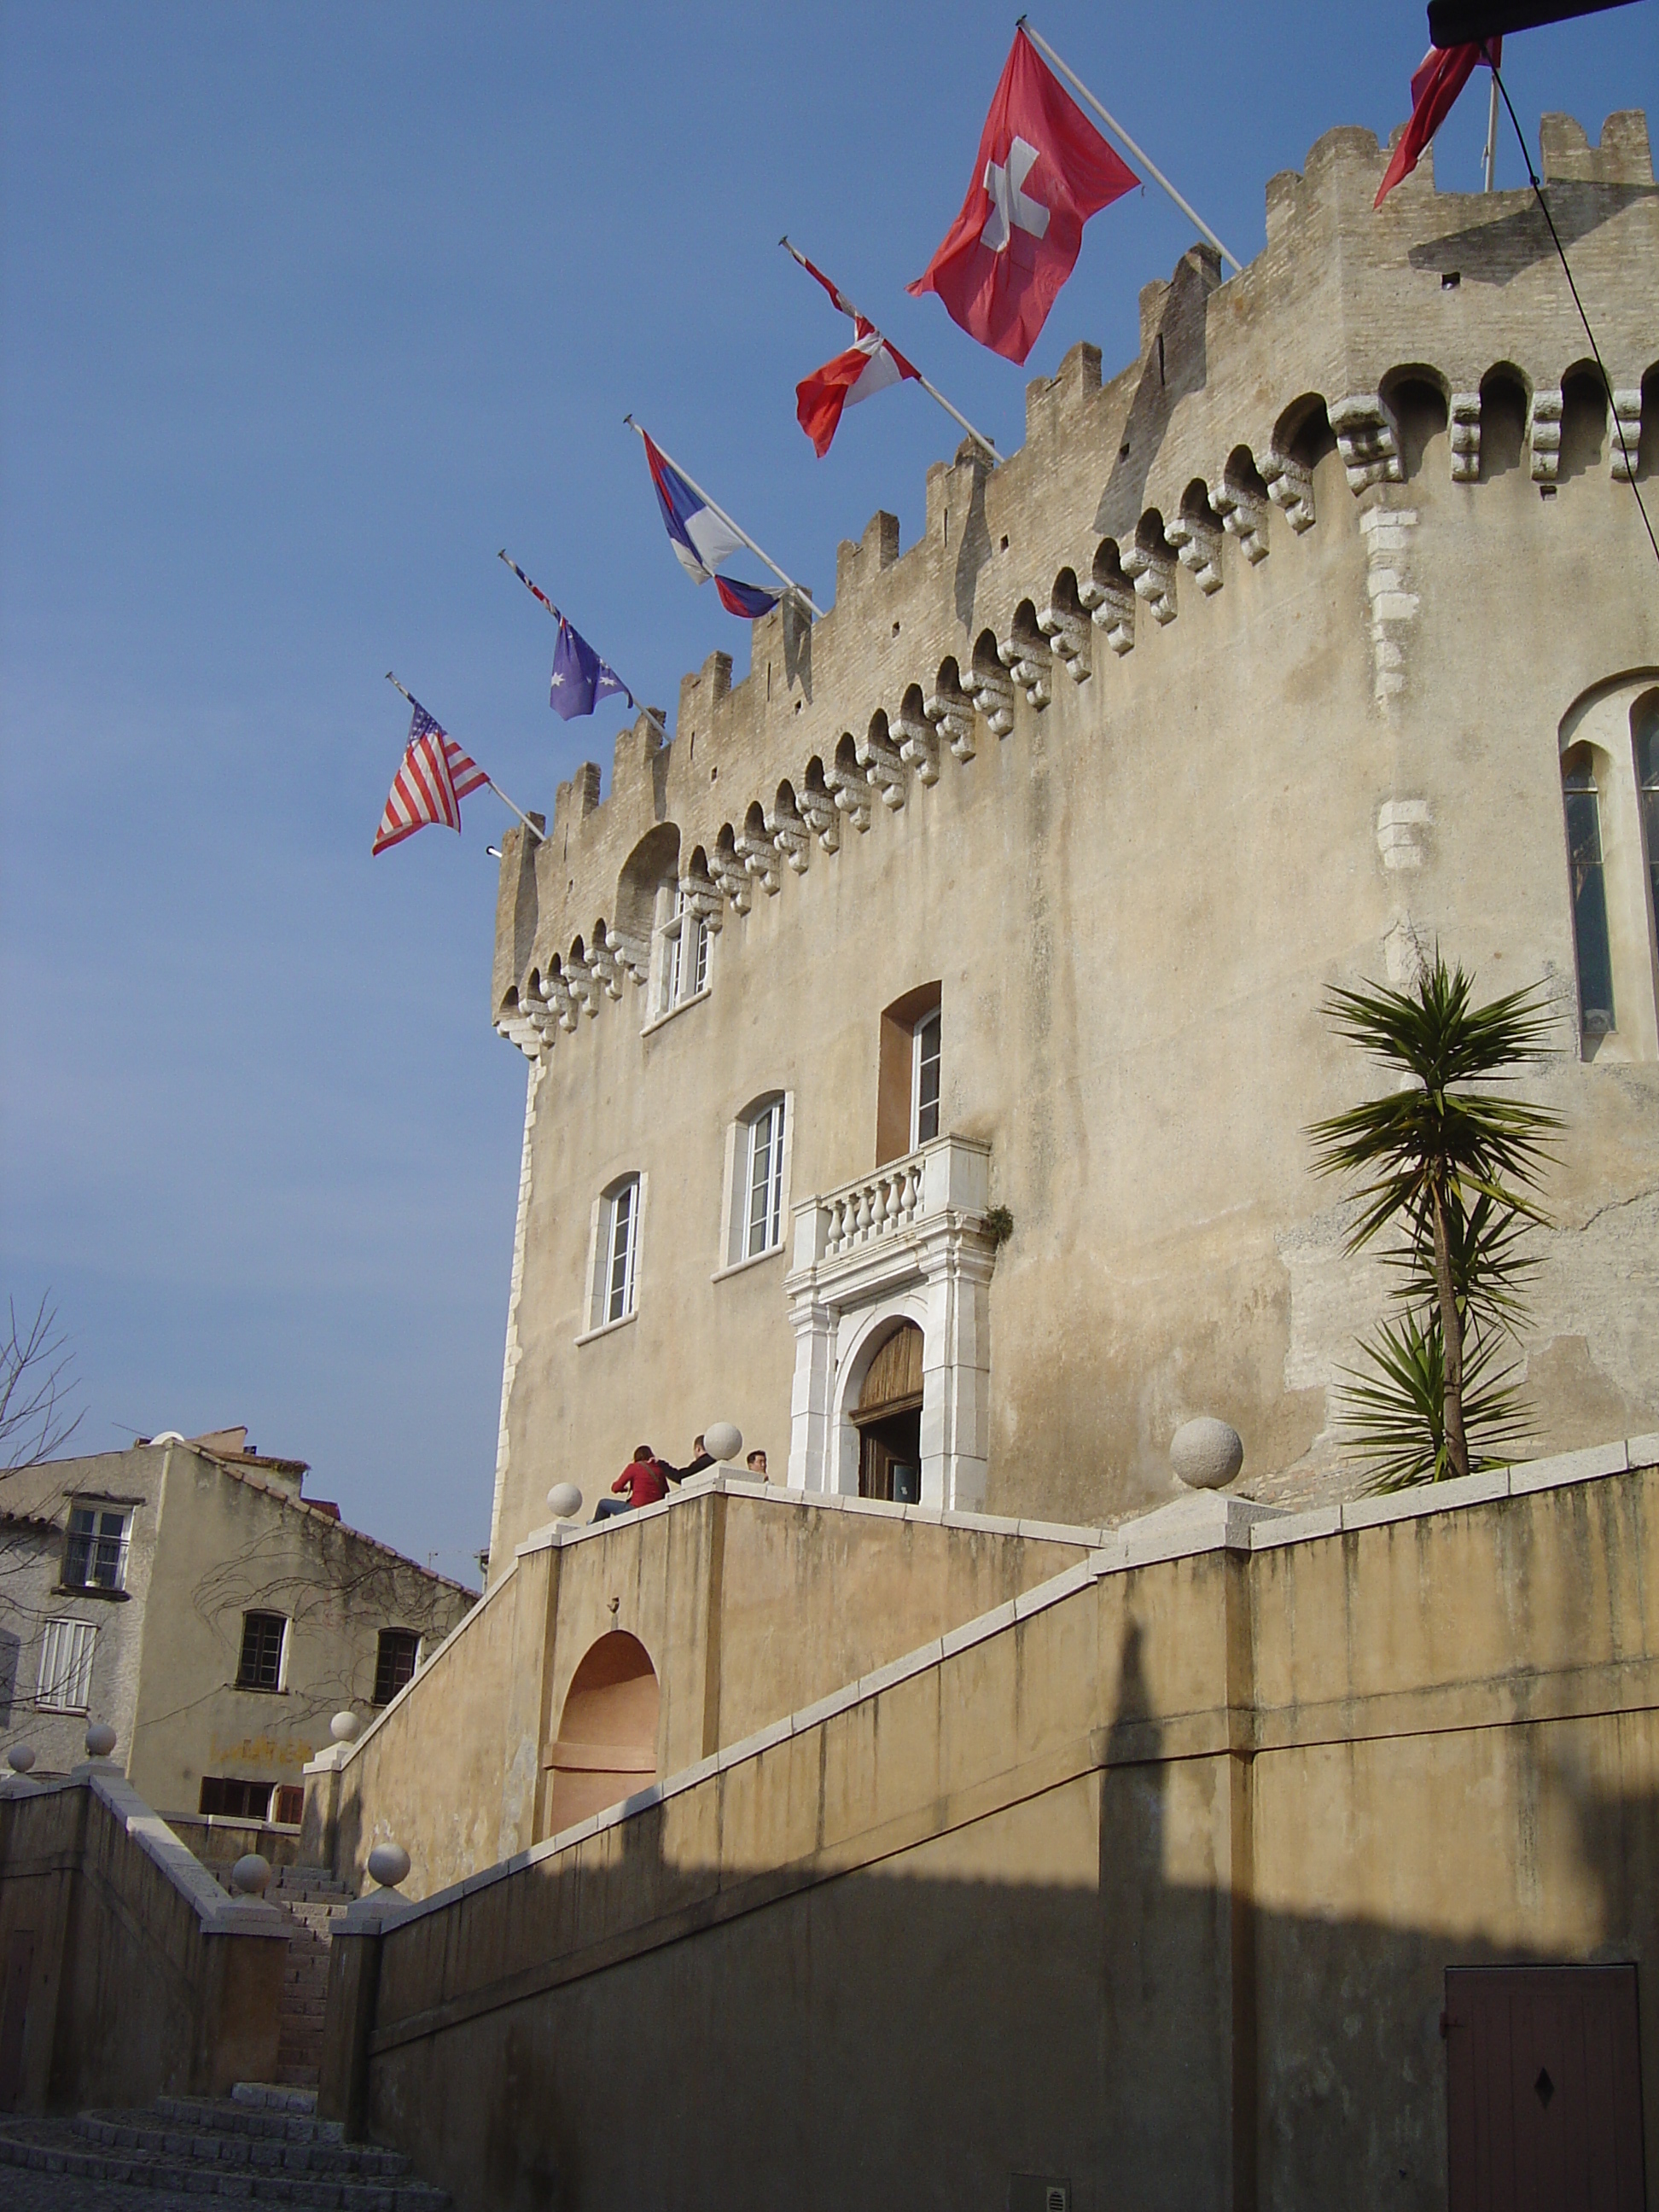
[3,2168,218,2211]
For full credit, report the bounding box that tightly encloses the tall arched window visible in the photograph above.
[1638,696,1659,950]
[591,1175,641,1329]
[912,1007,941,1147]
[1563,745,1615,1033]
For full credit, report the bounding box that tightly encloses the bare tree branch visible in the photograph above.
[0,1293,83,1476]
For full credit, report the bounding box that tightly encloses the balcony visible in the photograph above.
[785,1136,997,1511]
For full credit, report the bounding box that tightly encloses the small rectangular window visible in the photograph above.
[373,1628,421,1706]
[63,1505,129,1592]
[37,1618,96,1712]
[199,1774,274,1820]
[236,1611,288,1692]
[912,1010,941,1147]
[746,1100,786,1257]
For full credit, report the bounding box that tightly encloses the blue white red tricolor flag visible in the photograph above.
[639,431,782,620]
[373,701,490,855]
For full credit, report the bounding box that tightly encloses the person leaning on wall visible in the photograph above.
[592,1438,714,1523]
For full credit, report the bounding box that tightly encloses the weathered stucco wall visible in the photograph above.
[313,1481,1098,1899]
[334,1449,1659,2212]
[485,113,1659,1565]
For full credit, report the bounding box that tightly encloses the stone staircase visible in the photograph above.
[265,1866,355,2091]
[0,2082,450,2207]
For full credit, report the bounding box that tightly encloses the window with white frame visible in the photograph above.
[655,889,710,1016]
[38,1617,96,1713]
[739,1096,787,1260]
[63,1503,130,1592]
[911,1008,941,1148]
[592,1175,642,1328]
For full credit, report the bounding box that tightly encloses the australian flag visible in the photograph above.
[550,614,634,722]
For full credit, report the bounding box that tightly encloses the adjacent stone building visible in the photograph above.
[0,1430,474,1826]
[484,114,1659,1578]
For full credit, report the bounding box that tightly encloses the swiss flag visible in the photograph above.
[908,27,1137,366]
[796,319,921,457]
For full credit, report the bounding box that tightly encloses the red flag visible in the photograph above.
[907,27,1137,366]
[796,319,922,457]
[1374,38,1499,207]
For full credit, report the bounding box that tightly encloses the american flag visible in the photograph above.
[372,701,491,855]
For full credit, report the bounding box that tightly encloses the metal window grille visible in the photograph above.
[63,1505,129,1592]
[374,1628,421,1706]
[236,1611,287,1691]
[913,1009,941,1146]
[746,1101,786,1257]
[37,1618,96,1712]
[605,1180,638,1323]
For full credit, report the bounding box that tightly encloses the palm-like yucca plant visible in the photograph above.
[1308,955,1561,1484]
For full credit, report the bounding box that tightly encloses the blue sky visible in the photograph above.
[2,1,1650,1578]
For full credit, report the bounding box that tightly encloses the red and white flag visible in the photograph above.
[908,26,1137,366]
[1373,38,1499,207]
[373,701,490,855]
[796,318,922,457]
[786,243,922,457]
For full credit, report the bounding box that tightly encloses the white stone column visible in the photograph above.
[919,1231,993,1511]
[789,1300,836,1493]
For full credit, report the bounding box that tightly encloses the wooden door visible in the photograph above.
[1446,1965,1644,2211]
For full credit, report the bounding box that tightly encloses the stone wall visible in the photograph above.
[0,1768,288,2111]
[308,1479,1102,1899]
[483,112,1659,1560]
[326,1444,1659,2212]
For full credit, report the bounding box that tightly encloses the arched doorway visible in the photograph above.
[544,1632,660,1835]
[852,1322,923,1502]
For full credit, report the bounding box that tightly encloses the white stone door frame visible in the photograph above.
[785,1137,996,1510]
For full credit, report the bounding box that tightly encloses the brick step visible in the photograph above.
[75,2114,410,2180]
[0,2116,450,2209]
[158,2093,330,2136]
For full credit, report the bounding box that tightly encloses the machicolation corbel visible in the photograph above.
[766,785,812,873]
[798,763,841,853]
[857,713,909,809]
[923,666,976,761]
[1123,519,1178,626]
[1080,542,1136,654]
[1038,573,1091,684]
[1449,393,1481,483]
[891,691,940,783]
[969,640,1016,736]
[1330,395,1405,493]
[1167,486,1225,597]
[998,607,1053,709]
[825,739,874,832]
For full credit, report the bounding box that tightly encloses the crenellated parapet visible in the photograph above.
[492,109,1658,1055]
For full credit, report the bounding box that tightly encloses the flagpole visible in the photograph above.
[383,672,544,842]
[779,236,1002,466]
[496,551,672,745]
[623,417,826,620]
[1481,67,1500,189]
[1016,17,1243,276]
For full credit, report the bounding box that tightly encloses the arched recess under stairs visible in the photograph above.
[544,1631,660,1836]
[852,1320,924,1503]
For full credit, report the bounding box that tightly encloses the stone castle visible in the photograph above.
[6,109,1659,2212]
[484,109,1659,1570]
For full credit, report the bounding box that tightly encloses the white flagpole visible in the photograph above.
[383,672,544,842]
[1017,17,1244,276]
[1481,67,1500,190]
[779,236,1002,466]
[624,416,826,620]
[496,550,672,746]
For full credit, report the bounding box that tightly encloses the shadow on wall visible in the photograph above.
[355,1616,1659,2212]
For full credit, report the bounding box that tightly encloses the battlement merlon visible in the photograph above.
[492,110,1656,1033]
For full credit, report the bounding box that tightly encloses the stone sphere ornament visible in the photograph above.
[367,1842,411,1889]
[6,1745,36,1774]
[329,1711,362,1744]
[231,1854,272,1896]
[701,1422,742,1464]
[1170,1417,1244,1492]
[546,1482,583,1520]
[84,1721,118,1759]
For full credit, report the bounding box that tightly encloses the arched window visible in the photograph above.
[725,1094,789,1266]
[1563,745,1615,1033]
[876,984,942,1162]
[591,1175,641,1329]
[852,1321,924,1502]
[743,1096,786,1259]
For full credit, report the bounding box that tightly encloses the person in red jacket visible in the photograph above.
[591,1439,714,1523]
